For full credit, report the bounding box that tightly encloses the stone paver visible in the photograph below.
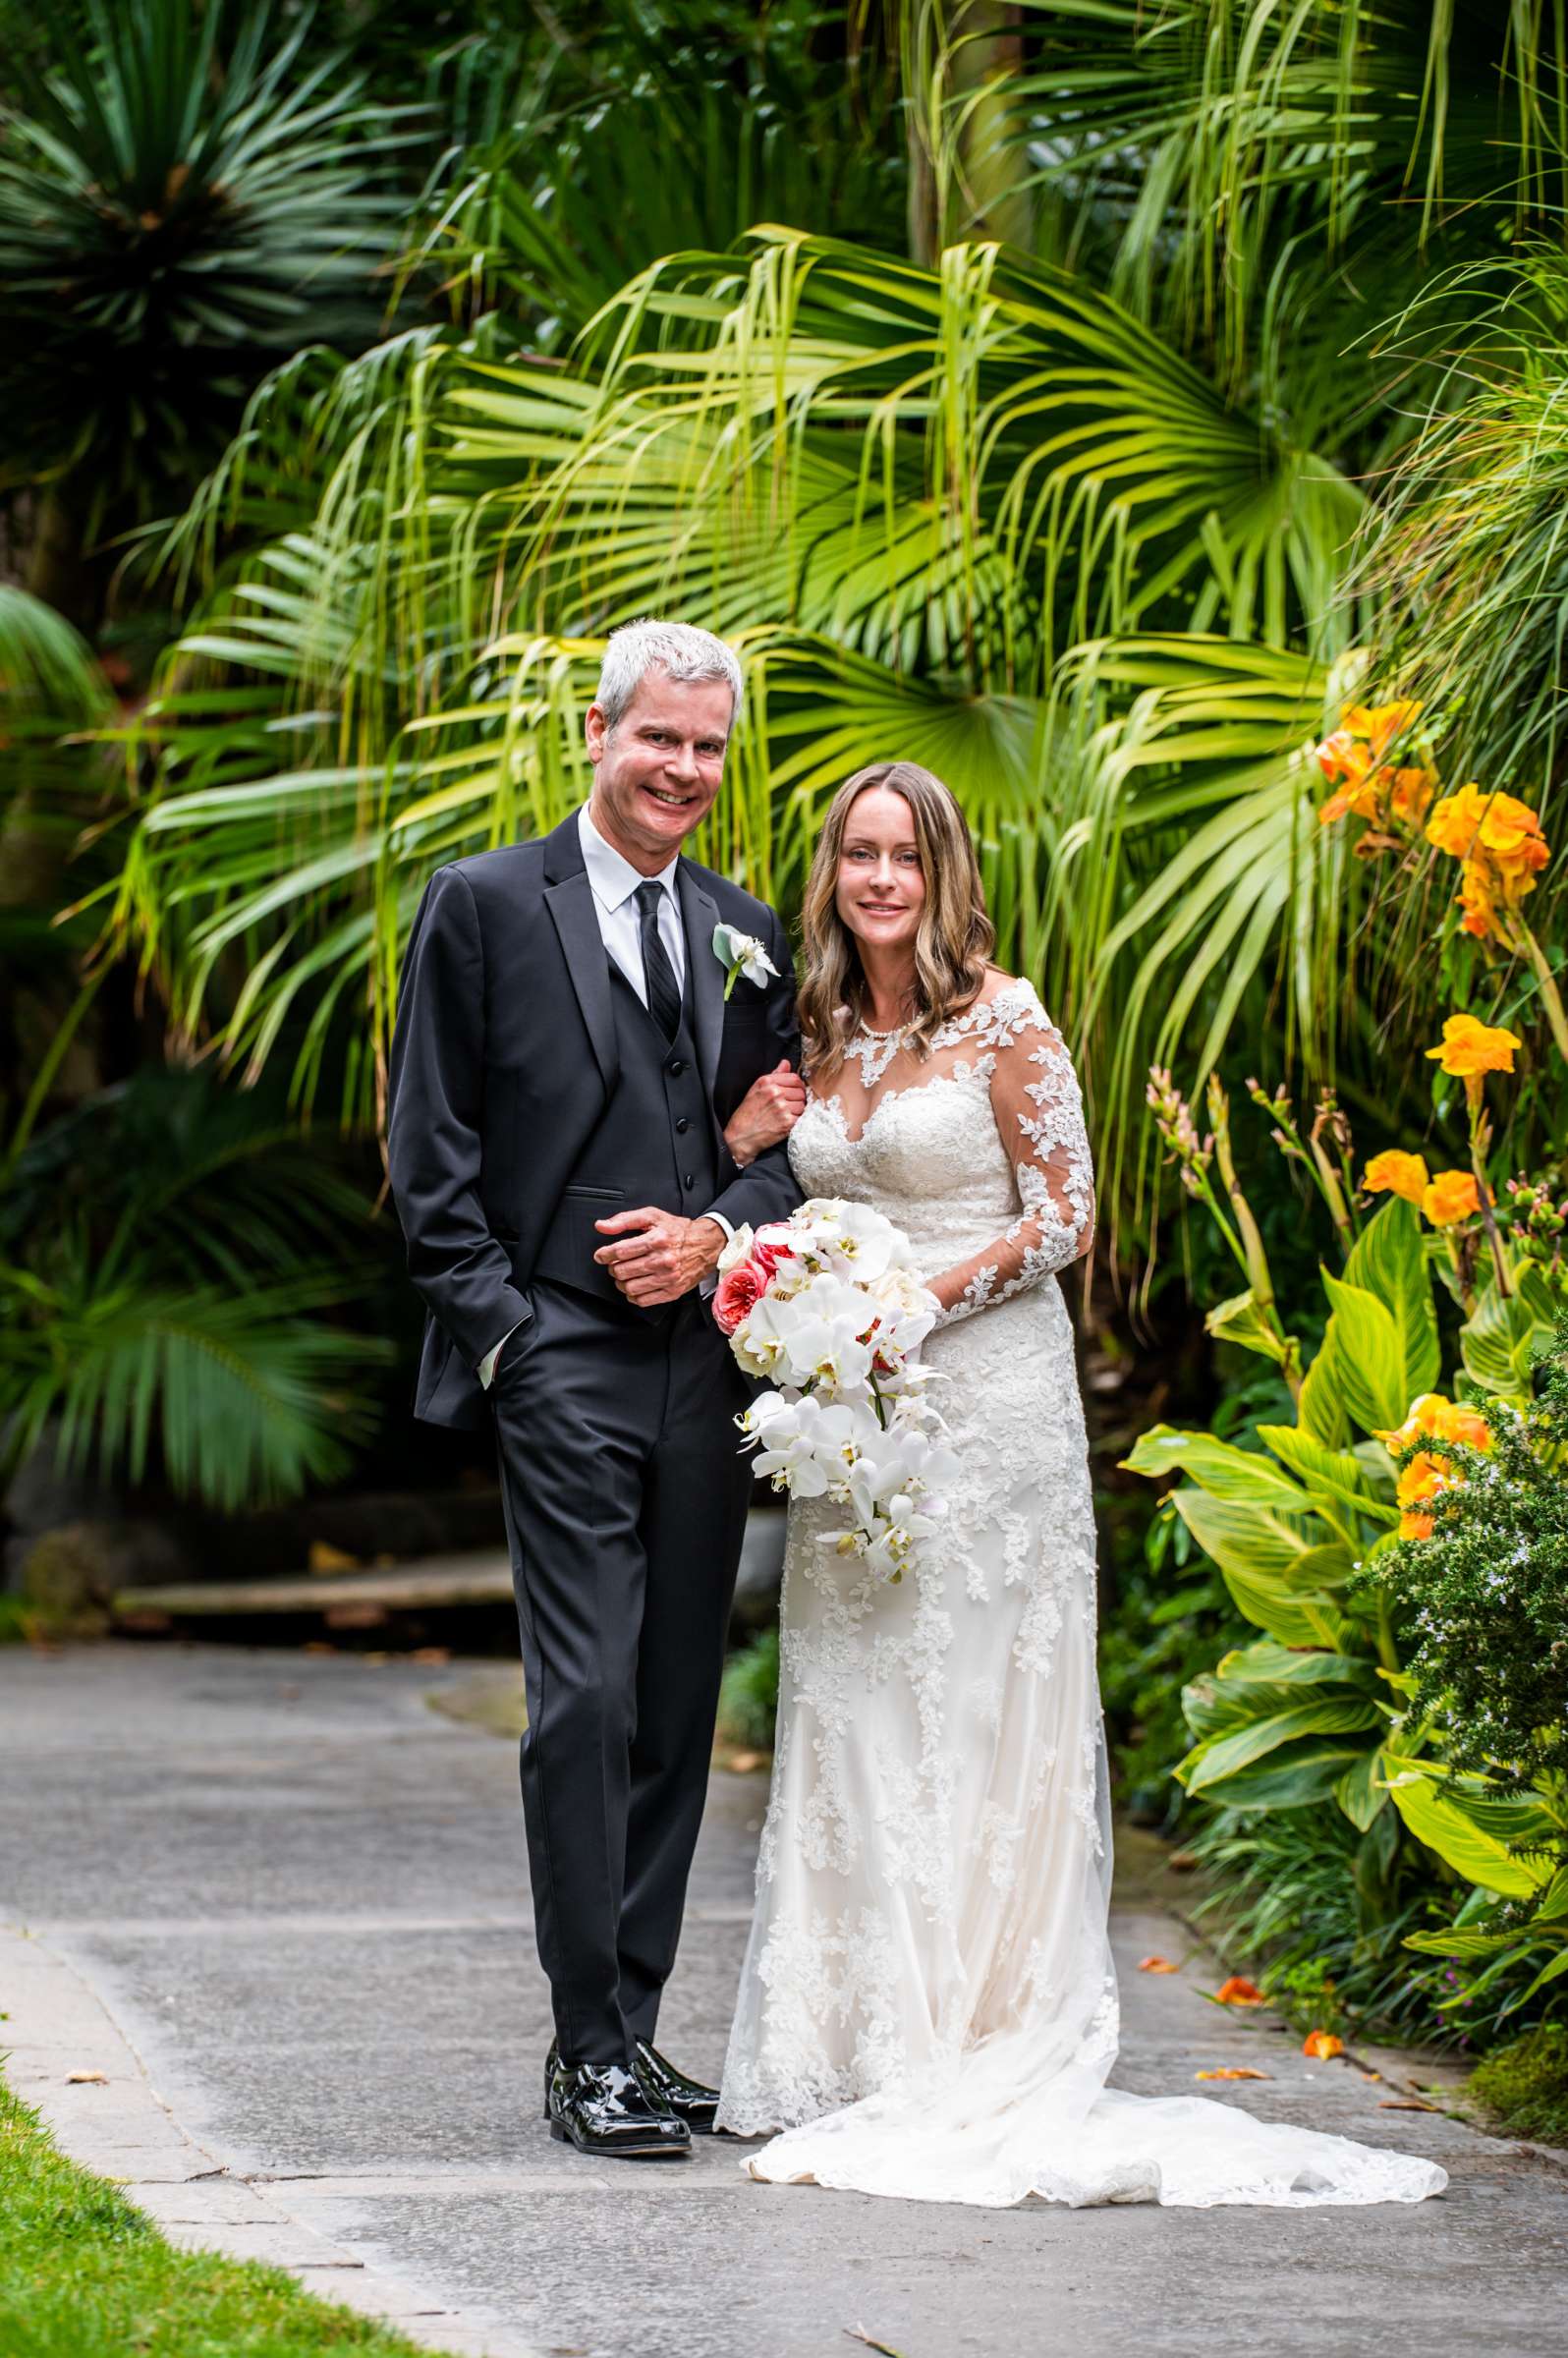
[3,1644,1566,2358]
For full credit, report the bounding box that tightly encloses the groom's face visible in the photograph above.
[586,670,733,869]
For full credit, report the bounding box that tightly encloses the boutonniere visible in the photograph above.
[711,922,779,1000]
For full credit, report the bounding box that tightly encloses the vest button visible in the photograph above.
[667,1057,686,1076]
[683,1173,695,1190]
[675,1116,690,1134]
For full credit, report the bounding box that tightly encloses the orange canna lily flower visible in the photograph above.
[1388,764,1437,824]
[1421,1169,1482,1226]
[1318,776,1384,825]
[1138,1955,1181,1974]
[1426,781,1544,860]
[1213,1976,1267,2005]
[1424,1013,1522,1079]
[1378,1394,1493,1456]
[1342,700,1421,758]
[1396,1450,1451,1509]
[1378,1395,1453,1453]
[1362,1151,1429,1204]
[1457,861,1505,940]
[1392,1437,1484,1539]
[1303,2031,1345,2060]
[1316,728,1372,787]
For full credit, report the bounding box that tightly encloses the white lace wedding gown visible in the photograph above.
[716,977,1447,2210]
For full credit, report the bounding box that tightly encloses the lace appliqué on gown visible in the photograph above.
[716,978,1447,2212]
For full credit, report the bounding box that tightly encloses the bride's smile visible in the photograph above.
[836,786,926,968]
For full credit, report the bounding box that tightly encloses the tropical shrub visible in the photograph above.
[1357,1319,1568,2027]
[1129,993,1568,2042]
[0,1066,393,1511]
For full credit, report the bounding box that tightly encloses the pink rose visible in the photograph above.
[713,1257,768,1336]
[752,1237,796,1283]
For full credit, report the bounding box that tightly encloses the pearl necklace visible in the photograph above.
[845,1019,909,1090]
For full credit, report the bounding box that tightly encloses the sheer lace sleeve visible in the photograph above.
[928,986,1094,1326]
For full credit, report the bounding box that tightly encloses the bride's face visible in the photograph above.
[835,787,925,955]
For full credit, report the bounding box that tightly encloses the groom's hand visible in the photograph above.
[592,1207,725,1306]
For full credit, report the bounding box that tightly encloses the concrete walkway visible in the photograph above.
[3,1644,1565,2358]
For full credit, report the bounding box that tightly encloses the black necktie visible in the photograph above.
[634,879,683,1043]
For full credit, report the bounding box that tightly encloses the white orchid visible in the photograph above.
[711,922,779,997]
[719,1194,952,1583]
[742,1391,859,1497]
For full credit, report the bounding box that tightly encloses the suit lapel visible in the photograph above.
[678,861,725,1102]
[543,814,618,1095]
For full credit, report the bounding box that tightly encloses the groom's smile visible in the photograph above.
[585,671,734,870]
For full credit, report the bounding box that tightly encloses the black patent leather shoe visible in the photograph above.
[632,2038,722,2133]
[543,2049,691,2161]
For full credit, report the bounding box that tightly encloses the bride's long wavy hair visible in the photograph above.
[798,761,995,1082]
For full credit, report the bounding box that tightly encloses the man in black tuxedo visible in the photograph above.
[387,621,803,2160]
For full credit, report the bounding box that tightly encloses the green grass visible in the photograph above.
[1468,2023,1568,2150]
[0,2074,438,2358]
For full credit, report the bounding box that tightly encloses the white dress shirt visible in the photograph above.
[477,804,730,1386]
[577,799,687,1003]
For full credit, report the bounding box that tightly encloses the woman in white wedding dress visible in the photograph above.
[714,760,1446,2211]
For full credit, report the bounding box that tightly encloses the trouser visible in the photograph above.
[488,1276,753,2066]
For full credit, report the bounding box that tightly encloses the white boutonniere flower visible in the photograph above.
[711,921,779,1000]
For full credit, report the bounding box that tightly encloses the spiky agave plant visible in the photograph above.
[0,0,420,618]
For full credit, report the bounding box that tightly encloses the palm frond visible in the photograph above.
[1,1264,389,1509]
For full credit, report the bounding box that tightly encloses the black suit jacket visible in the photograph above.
[386,810,802,1429]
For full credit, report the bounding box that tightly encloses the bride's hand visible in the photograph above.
[724,1059,808,1167]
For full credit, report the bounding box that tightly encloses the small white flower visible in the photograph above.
[712,921,779,997]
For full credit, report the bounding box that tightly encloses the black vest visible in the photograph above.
[532,942,719,1313]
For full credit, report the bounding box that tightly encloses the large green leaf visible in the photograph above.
[1182,1645,1375,1743]
[1460,1265,1560,1400]
[1211,1640,1378,1691]
[1317,1272,1409,1436]
[1257,1424,1398,1533]
[1179,1738,1373,1811]
[1342,1199,1440,1403]
[1121,1425,1311,1512]
[1169,1489,1347,1647]
[1332,1746,1390,1830]
[1297,1342,1352,1449]
[1403,1927,1540,1962]
[1204,1289,1294,1367]
[1184,1698,1382,1795]
[1381,1758,1558,1898]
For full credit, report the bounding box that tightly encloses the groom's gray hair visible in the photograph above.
[594,618,744,734]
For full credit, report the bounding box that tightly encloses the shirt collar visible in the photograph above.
[578,802,680,915]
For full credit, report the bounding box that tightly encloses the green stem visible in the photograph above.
[1516,918,1568,1069]
[1468,1084,1511,1299]
[0,968,107,1183]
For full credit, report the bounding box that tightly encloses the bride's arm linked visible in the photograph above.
[926,991,1094,1325]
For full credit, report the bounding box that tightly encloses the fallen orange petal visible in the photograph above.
[1214,1976,1266,2005]
[1378,2098,1438,2112]
[1303,2030,1345,2059]
[1196,2067,1271,2081]
[1138,1955,1181,1973]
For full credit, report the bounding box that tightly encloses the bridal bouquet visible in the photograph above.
[712,1200,958,1582]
